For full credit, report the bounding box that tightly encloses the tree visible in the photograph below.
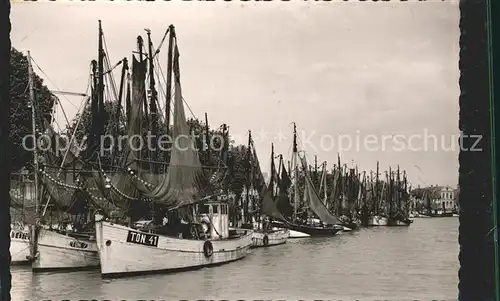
[9,48,55,171]
[0,0,12,299]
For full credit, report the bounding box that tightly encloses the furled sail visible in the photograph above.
[261,188,285,221]
[260,151,285,220]
[105,56,147,208]
[276,160,295,219]
[300,155,340,225]
[250,141,266,197]
[145,46,203,209]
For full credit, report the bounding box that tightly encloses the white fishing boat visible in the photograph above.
[24,47,104,272]
[32,228,99,271]
[10,227,31,265]
[95,201,253,278]
[94,27,253,278]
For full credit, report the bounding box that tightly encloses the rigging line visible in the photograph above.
[181,95,196,120]
[29,55,80,111]
[104,56,119,102]
[154,71,167,123]
[153,50,172,118]
[103,59,122,76]
[59,74,91,140]
[153,27,171,58]
[152,44,195,120]
[151,58,168,123]
[112,70,129,129]
[53,72,92,131]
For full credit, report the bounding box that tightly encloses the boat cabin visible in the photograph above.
[197,201,229,239]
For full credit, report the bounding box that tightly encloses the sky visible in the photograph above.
[10,0,460,187]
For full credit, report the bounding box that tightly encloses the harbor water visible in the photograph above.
[12,218,458,300]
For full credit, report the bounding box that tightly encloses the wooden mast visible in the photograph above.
[165,25,175,138]
[205,113,210,165]
[113,57,128,165]
[146,30,158,172]
[27,51,41,260]
[314,155,318,190]
[270,143,275,198]
[27,51,39,218]
[292,122,298,221]
[125,73,131,126]
[374,161,379,215]
[90,60,98,158]
[117,57,128,133]
[397,165,401,214]
[244,131,252,224]
[388,167,393,220]
[97,20,105,140]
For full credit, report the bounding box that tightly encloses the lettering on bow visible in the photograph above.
[126,230,159,247]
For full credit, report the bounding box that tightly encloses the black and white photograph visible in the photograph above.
[2,0,495,300]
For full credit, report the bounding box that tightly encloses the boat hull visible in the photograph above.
[286,223,341,236]
[367,216,388,226]
[10,229,31,265]
[251,229,289,248]
[269,221,310,238]
[95,219,253,278]
[32,228,99,271]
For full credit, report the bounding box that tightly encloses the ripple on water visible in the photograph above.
[13,218,458,300]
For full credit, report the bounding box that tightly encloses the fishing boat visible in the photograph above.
[243,138,289,248]
[316,158,357,232]
[32,227,99,271]
[28,21,116,272]
[267,154,311,238]
[276,123,343,237]
[364,161,388,226]
[94,25,252,278]
[250,224,289,248]
[368,215,389,226]
[334,164,364,231]
[95,201,252,278]
[419,188,454,217]
[386,166,413,226]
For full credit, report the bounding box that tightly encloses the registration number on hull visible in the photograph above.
[126,230,159,247]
